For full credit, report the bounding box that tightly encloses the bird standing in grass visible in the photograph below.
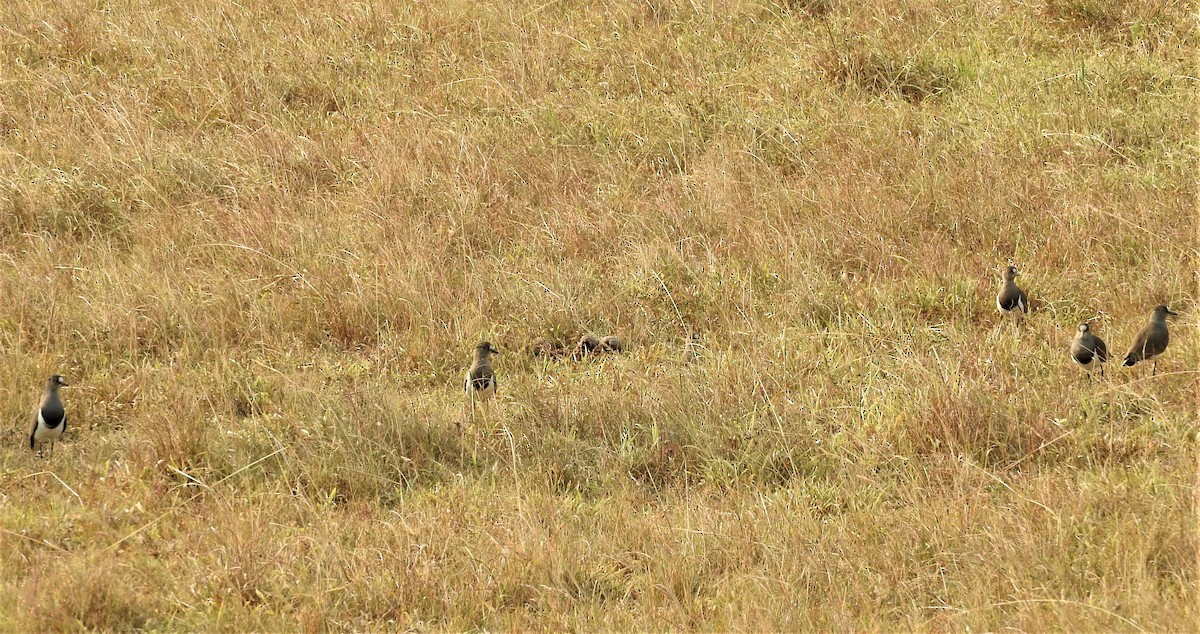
[30,375,69,457]
[1070,323,1108,380]
[465,341,500,414]
[682,332,703,364]
[1123,305,1178,376]
[995,265,1029,327]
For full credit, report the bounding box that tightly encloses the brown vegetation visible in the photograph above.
[0,0,1195,630]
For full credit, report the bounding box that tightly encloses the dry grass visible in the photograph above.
[0,0,1196,630]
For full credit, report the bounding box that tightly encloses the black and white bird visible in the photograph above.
[464,341,500,411]
[996,265,1029,326]
[30,375,69,457]
[1070,323,1108,379]
[1123,305,1178,376]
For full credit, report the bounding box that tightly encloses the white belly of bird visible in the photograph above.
[34,412,65,443]
[997,301,1025,318]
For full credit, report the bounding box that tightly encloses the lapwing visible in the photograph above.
[1070,322,1108,380]
[30,375,69,457]
[530,336,564,359]
[599,335,624,354]
[1122,305,1178,376]
[682,332,703,364]
[465,341,500,413]
[570,334,601,360]
[996,265,1029,327]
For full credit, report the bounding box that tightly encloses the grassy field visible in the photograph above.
[0,0,1196,630]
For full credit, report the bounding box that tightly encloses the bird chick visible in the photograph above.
[599,335,624,354]
[571,334,601,360]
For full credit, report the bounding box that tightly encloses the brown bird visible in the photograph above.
[570,334,601,360]
[464,341,500,412]
[995,265,1029,327]
[682,332,703,364]
[529,336,564,359]
[599,335,624,354]
[1070,323,1108,380]
[1122,305,1178,376]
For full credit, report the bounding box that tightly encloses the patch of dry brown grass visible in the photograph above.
[0,0,1195,630]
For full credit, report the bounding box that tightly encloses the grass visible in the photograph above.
[0,0,1195,630]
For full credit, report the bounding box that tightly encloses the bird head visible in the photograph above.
[46,375,69,390]
[1001,265,1019,281]
[1153,305,1179,319]
[476,341,500,356]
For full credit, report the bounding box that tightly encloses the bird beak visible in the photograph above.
[1166,308,1179,316]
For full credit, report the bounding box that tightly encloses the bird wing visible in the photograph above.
[1124,327,1151,364]
[1094,337,1108,363]
[1126,324,1168,364]
[997,285,1026,312]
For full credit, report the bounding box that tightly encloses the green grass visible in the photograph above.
[0,0,1196,630]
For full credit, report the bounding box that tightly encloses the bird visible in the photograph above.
[529,336,564,359]
[599,335,624,354]
[682,332,703,364]
[1122,305,1178,376]
[464,341,500,413]
[30,375,69,457]
[570,334,601,360]
[995,265,1029,327]
[1070,322,1108,380]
